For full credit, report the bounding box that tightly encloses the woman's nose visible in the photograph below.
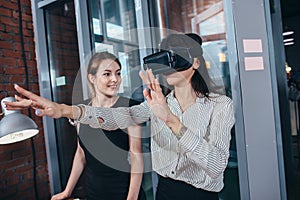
[111,74,118,82]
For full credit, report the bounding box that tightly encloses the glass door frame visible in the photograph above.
[31,0,92,194]
[32,0,62,194]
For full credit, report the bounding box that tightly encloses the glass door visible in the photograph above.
[44,0,85,197]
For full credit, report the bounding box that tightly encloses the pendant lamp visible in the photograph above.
[0,97,39,144]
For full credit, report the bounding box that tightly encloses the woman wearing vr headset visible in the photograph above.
[6,33,235,200]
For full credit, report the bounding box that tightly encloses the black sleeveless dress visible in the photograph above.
[78,97,144,200]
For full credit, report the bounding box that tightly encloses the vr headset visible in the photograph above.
[143,48,194,75]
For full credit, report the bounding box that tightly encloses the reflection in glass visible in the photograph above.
[103,0,137,42]
[200,11,225,36]
[88,0,142,101]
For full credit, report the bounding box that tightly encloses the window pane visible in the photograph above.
[103,0,138,42]
[88,0,143,102]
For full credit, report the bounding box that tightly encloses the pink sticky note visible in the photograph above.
[244,57,264,71]
[243,39,263,53]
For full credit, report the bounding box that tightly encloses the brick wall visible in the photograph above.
[0,0,50,199]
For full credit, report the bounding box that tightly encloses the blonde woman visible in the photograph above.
[50,52,144,200]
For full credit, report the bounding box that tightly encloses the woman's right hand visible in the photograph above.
[50,190,71,200]
[139,69,172,122]
[4,84,65,118]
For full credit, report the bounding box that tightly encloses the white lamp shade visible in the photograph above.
[0,97,39,144]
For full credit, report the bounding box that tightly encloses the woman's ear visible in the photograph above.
[193,58,200,70]
[88,74,95,84]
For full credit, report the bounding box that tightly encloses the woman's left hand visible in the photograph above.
[139,69,171,122]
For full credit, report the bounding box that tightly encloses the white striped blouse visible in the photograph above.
[79,91,235,192]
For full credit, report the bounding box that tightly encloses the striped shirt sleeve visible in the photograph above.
[79,101,151,130]
[178,96,235,179]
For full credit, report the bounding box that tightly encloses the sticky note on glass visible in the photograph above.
[56,76,66,86]
[244,57,264,71]
[243,39,263,53]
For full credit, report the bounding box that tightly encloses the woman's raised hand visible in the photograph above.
[4,84,65,118]
[139,69,171,122]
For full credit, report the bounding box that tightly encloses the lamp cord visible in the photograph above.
[0,90,8,97]
[17,1,39,200]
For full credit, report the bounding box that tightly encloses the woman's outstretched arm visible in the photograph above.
[6,69,177,130]
[5,84,81,119]
[5,84,150,130]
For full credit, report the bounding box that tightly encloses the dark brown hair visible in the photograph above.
[160,33,213,98]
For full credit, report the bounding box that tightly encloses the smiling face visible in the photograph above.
[88,58,122,98]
